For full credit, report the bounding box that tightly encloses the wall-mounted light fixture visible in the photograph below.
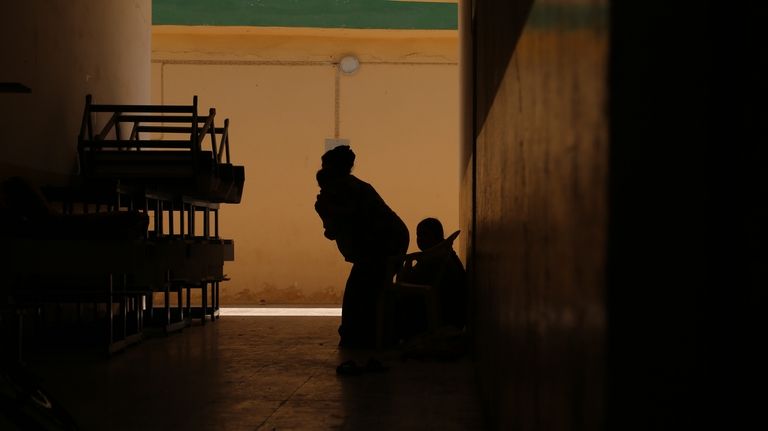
[339,55,360,74]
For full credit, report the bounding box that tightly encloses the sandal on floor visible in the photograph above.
[336,360,363,376]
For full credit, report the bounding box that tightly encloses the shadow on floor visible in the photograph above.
[24,316,486,430]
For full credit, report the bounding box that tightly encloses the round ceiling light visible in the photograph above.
[339,55,360,74]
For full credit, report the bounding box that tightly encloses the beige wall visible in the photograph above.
[0,0,151,184]
[152,27,459,304]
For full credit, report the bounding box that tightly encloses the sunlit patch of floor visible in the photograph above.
[219,307,342,316]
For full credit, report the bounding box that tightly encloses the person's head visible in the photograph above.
[416,217,444,251]
[316,169,330,189]
[321,145,355,178]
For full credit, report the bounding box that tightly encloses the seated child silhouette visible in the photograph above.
[396,218,467,340]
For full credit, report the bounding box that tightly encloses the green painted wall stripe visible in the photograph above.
[153,0,458,30]
[527,3,608,30]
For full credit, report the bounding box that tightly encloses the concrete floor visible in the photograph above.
[26,316,486,430]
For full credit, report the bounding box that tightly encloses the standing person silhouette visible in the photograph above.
[315,145,409,349]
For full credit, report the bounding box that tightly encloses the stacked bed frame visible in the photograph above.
[1,95,244,358]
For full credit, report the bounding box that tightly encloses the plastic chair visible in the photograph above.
[377,230,461,349]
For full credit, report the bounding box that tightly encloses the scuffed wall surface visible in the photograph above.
[0,0,151,183]
[467,0,609,429]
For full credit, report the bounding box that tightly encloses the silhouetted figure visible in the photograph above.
[398,218,467,337]
[315,145,409,349]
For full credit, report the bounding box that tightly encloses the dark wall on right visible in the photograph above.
[607,2,709,429]
[466,0,609,429]
[465,1,759,429]
[608,3,761,430]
